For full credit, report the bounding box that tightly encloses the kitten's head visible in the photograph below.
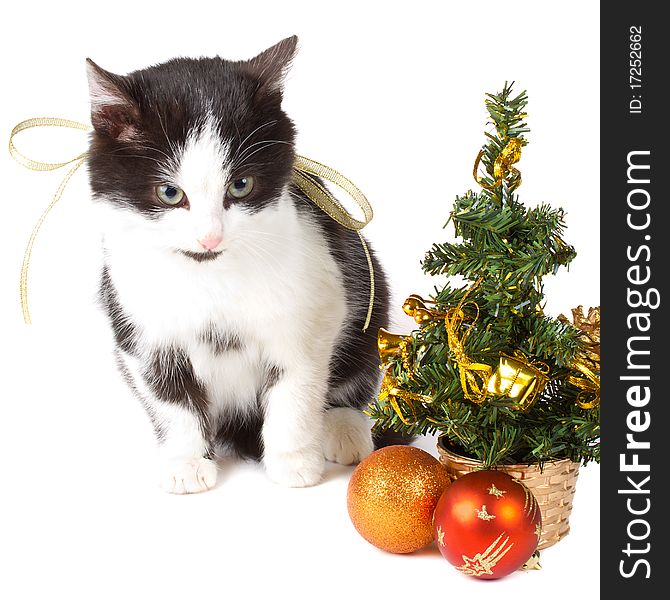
[86,36,298,261]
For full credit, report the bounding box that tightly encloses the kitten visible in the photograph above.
[87,36,394,493]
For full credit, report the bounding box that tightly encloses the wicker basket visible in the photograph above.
[436,436,580,550]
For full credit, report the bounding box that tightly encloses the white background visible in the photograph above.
[0,1,600,598]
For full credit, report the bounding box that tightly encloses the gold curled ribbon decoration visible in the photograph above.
[445,304,492,404]
[567,358,600,409]
[443,279,493,404]
[399,281,493,404]
[377,372,433,425]
[473,137,523,192]
[292,155,375,331]
[10,119,376,330]
[9,118,92,324]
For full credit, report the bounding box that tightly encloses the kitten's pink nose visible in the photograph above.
[197,233,223,251]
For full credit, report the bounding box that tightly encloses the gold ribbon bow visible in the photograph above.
[473,137,523,192]
[10,118,375,330]
[375,372,433,425]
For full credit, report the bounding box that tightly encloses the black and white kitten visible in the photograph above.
[86,36,392,493]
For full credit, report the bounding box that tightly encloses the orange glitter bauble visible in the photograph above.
[347,445,451,553]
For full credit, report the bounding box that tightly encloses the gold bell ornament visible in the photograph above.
[487,353,550,412]
[377,328,409,363]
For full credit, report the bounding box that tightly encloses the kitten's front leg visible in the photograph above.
[119,350,217,494]
[262,366,327,487]
[154,404,218,495]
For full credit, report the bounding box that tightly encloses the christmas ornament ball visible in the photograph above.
[347,445,451,553]
[433,470,541,579]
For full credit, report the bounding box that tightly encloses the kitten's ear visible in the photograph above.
[244,35,298,98]
[86,59,140,140]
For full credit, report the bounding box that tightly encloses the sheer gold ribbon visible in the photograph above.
[292,156,375,331]
[9,118,376,329]
[9,118,91,324]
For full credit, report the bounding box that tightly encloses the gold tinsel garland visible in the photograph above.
[377,301,600,423]
[378,288,553,420]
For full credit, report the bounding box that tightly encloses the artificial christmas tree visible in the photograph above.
[368,83,600,548]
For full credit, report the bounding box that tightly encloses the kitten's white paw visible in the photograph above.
[159,457,218,494]
[323,407,374,465]
[264,448,325,487]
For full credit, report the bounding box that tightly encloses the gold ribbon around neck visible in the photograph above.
[9,118,376,330]
[291,156,375,331]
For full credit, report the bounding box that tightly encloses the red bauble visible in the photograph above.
[433,470,541,579]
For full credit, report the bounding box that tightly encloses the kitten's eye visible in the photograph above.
[156,184,186,207]
[227,176,255,199]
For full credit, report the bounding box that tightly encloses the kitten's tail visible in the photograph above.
[372,428,416,449]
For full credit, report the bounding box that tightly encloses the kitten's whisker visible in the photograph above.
[236,239,285,284]
[100,153,167,168]
[238,120,277,151]
[236,141,292,170]
[236,139,292,164]
[105,144,172,160]
[238,231,287,242]
[230,162,272,173]
[235,235,318,261]
[156,110,181,166]
[232,120,278,164]
[237,138,291,160]
[235,230,331,271]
